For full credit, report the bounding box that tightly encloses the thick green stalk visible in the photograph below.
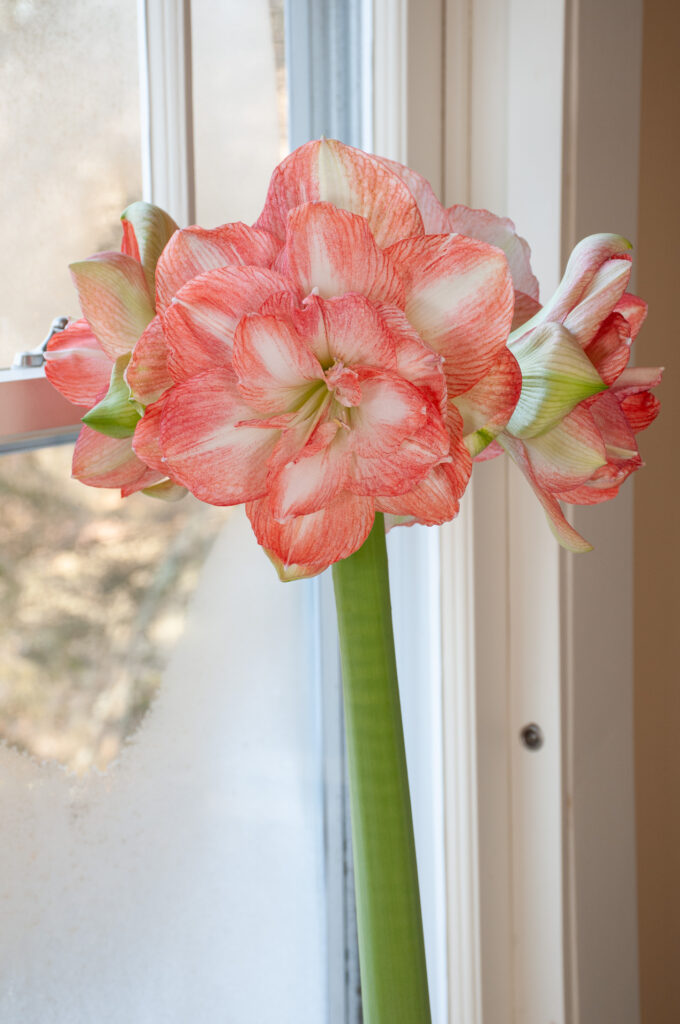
[332,514,431,1024]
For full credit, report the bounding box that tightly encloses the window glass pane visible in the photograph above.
[0,445,229,772]
[0,0,141,368]
[191,0,288,226]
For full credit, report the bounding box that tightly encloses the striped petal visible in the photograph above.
[443,205,539,301]
[233,311,323,414]
[590,392,639,463]
[373,155,449,233]
[268,441,348,520]
[614,293,647,339]
[348,402,450,497]
[521,234,633,333]
[499,433,593,552]
[349,371,429,457]
[584,312,631,385]
[387,234,514,394]
[255,138,424,248]
[44,318,112,407]
[303,293,397,370]
[611,366,664,397]
[247,490,375,574]
[70,252,155,360]
[155,222,282,313]
[522,406,607,491]
[507,322,606,438]
[132,394,168,474]
[512,291,542,332]
[120,201,179,304]
[72,425,162,494]
[376,306,446,408]
[159,368,279,505]
[563,258,632,346]
[278,203,405,306]
[163,265,296,383]
[376,444,472,526]
[452,347,522,456]
[126,316,173,405]
[620,391,661,433]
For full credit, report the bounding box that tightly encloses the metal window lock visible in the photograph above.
[520,722,544,751]
[13,316,69,369]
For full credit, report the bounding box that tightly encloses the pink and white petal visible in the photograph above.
[387,234,514,394]
[155,222,282,313]
[443,205,539,301]
[562,257,632,346]
[499,434,593,552]
[268,440,348,519]
[512,291,543,332]
[233,311,323,413]
[522,405,607,491]
[349,402,450,497]
[452,347,522,456]
[44,318,112,407]
[125,316,173,405]
[555,476,624,506]
[120,219,140,261]
[257,290,303,318]
[376,438,472,527]
[163,265,296,383]
[611,365,664,397]
[120,201,179,303]
[350,372,428,457]
[255,138,424,248]
[614,293,647,339]
[537,234,632,326]
[132,394,168,474]
[620,391,661,433]
[584,312,631,385]
[263,548,330,582]
[474,438,504,462]
[121,463,166,497]
[376,305,446,408]
[72,425,162,493]
[70,252,155,360]
[589,392,639,463]
[374,155,449,232]
[278,203,405,306]
[310,294,396,370]
[159,368,279,504]
[271,294,396,371]
[247,489,375,572]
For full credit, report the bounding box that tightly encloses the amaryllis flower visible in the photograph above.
[488,233,662,551]
[45,202,280,499]
[156,181,517,575]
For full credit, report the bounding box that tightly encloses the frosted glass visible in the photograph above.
[0,0,142,367]
[0,510,327,1023]
[0,446,228,773]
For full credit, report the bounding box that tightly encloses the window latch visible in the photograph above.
[13,316,69,369]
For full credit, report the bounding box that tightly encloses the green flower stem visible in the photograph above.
[332,514,431,1024]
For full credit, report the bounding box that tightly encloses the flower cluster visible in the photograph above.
[46,139,662,575]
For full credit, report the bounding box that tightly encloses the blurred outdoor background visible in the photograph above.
[0,0,286,773]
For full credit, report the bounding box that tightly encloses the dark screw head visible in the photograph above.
[520,722,544,751]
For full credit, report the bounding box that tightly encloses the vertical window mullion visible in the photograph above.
[139,0,196,224]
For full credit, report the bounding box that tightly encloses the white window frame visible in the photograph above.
[0,0,195,453]
[375,1,642,1021]
[1,1,643,1020]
